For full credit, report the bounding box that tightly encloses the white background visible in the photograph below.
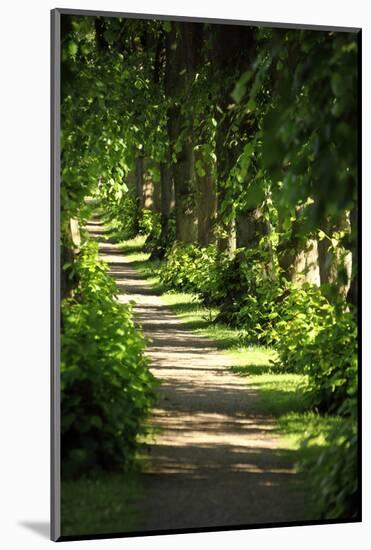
[0,0,369,548]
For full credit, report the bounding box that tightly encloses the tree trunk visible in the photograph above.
[291,239,321,286]
[215,114,236,254]
[236,208,267,249]
[318,212,352,299]
[236,207,275,279]
[126,168,136,194]
[61,218,81,301]
[151,161,174,258]
[172,139,197,242]
[151,165,162,214]
[131,155,144,234]
[135,156,144,209]
[165,23,199,244]
[217,218,236,254]
[195,152,217,246]
[215,129,236,253]
[142,158,155,210]
[279,207,320,286]
[212,25,254,254]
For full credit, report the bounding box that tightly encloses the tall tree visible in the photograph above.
[165,22,202,243]
[211,24,255,252]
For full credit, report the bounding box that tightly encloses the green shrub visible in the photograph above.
[273,283,357,413]
[61,241,156,478]
[195,248,240,309]
[101,190,140,240]
[160,245,282,342]
[160,242,218,295]
[138,208,163,256]
[138,208,161,239]
[303,311,357,413]
[143,210,177,258]
[303,418,358,519]
[168,246,282,343]
[212,249,281,342]
[159,239,357,416]
[273,283,330,374]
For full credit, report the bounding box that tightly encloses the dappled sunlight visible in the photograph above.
[138,440,305,529]
[94,221,300,460]
[86,219,308,528]
[142,438,300,506]
[149,410,281,452]
[61,14,358,531]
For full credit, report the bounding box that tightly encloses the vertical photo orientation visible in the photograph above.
[51,9,361,541]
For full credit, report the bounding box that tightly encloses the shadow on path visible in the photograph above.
[87,220,307,531]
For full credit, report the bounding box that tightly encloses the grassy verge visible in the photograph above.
[114,237,247,348]
[228,352,343,447]
[228,348,344,449]
[228,350,348,519]
[111,235,349,519]
[61,473,144,537]
[60,234,152,538]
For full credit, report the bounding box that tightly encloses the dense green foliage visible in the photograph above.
[60,13,359,522]
[273,285,357,414]
[127,239,359,522]
[99,187,140,240]
[159,244,357,414]
[61,472,145,536]
[302,418,358,519]
[61,241,156,478]
[158,240,358,520]
[160,243,217,295]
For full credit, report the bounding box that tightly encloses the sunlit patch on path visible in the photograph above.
[86,220,306,530]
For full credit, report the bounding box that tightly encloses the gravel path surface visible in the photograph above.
[87,220,306,532]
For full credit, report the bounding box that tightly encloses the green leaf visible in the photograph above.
[231,70,252,103]
[195,159,206,177]
[91,415,103,429]
[68,41,78,57]
[163,21,172,33]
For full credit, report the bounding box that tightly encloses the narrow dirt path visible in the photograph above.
[87,220,306,531]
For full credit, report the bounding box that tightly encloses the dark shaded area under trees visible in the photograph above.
[59,14,359,523]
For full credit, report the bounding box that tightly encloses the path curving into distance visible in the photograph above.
[87,219,306,532]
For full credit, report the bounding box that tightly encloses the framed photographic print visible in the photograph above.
[51,7,361,542]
